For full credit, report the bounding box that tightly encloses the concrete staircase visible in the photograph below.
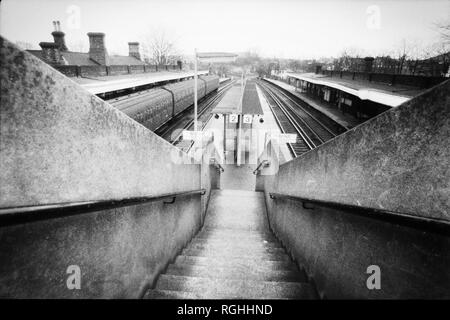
[145,189,317,299]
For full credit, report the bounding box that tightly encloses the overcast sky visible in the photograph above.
[1,0,449,59]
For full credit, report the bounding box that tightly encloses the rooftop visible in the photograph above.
[212,84,243,115]
[76,70,209,95]
[211,81,263,115]
[27,50,145,67]
[287,72,428,107]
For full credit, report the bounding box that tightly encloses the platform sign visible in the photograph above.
[243,114,252,124]
[229,114,239,123]
[182,130,212,142]
[182,130,201,142]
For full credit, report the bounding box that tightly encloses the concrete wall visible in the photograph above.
[0,37,209,298]
[80,65,108,77]
[108,65,129,76]
[0,197,202,298]
[262,80,450,298]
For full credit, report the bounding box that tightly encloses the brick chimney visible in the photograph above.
[87,32,109,65]
[39,42,63,65]
[364,57,375,73]
[51,21,68,51]
[128,42,141,60]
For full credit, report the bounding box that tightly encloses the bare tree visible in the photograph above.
[391,39,409,74]
[434,21,450,44]
[141,29,180,65]
[335,48,359,71]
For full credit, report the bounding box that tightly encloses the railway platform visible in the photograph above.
[203,79,292,167]
[264,78,362,129]
[77,69,209,95]
[285,72,423,106]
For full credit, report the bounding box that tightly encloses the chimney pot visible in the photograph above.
[52,32,68,52]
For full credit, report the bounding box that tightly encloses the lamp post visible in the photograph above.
[194,49,198,132]
[193,52,238,133]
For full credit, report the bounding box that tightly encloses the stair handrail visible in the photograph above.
[210,158,224,173]
[269,192,450,236]
[253,160,270,175]
[0,189,206,227]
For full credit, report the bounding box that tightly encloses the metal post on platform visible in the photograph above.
[223,115,227,159]
[194,48,198,132]
[237,115,241,166]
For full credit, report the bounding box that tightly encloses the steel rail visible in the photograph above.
[257,83,297,157]
[171,81,236,152]
[260,82,328,146]
[263,80,339,138]
[257,81,315,156]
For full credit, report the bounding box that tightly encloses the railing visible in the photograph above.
[210,158,225,173]
[253,160,270,175]
[269,193,450,236]
[0,189,206,227]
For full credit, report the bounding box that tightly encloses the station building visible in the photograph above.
[277,62,447,123]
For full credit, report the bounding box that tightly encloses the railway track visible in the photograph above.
[159,80,236,152]
[257,80,344,157]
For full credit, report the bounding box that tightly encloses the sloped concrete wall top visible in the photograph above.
[269,79,450,221]
[0,37,200,208]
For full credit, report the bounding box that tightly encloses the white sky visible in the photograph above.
[1,0,449,59]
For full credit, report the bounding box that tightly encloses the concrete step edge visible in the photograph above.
[144,289,199,299]
[182,248,290,260]
[181,249,292,262]
[145,288,300,300]
[156,274,315,299]
[188,240,284,249]
[175,255,297,269]
[166,264,308,282]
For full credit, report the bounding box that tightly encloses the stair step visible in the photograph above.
[182,247,290,261]
[196,228,277,241]
[144,289,199,299]
[144,288,297,300]
[200,226,275,235]
[175,255,297,271]
[189,238,283,250]
[194,235,277,244]
[166,264,308,282]
[155,274,315,299]
[145,289,299,300]
[214,189,265,198]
